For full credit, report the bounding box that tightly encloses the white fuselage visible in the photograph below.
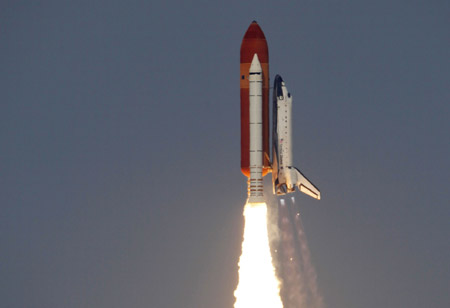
[276,88,293,169]
[271,75,320,199]
[275,83,296,193]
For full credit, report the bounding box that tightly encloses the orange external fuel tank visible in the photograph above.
[240,21,270,177]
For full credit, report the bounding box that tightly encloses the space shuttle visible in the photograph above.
[240,21,320,202]
[271,75,320,200]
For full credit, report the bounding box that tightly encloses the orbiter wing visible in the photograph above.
[293,167,321,200]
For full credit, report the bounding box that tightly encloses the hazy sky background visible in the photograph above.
[1,1,449,307]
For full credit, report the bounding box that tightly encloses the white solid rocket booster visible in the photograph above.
[247,54,265,203]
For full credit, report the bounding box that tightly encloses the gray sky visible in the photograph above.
[1,1,449,307]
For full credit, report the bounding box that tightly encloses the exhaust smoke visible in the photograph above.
[234,202,283,308]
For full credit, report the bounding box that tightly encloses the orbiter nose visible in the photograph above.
[274,74,284,98]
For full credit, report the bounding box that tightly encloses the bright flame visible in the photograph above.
[234,202,283,308]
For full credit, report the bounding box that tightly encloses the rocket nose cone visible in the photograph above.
[249,54,262,73]
[240,21,268,63]
[243,21,266,40]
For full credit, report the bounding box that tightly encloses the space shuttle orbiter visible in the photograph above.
[271,75,320,200]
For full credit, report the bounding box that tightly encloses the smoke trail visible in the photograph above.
[290,197,324,308]
[234,202,283,308]
[275,197,324,308]
[278,199,307,308]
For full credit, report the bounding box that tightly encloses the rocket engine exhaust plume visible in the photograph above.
[291,197,324,308]
[234,202,283,308]
[278,199,307,307]
[277,197,324,308]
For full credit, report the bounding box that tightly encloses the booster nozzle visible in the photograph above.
[247,178,265,204]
